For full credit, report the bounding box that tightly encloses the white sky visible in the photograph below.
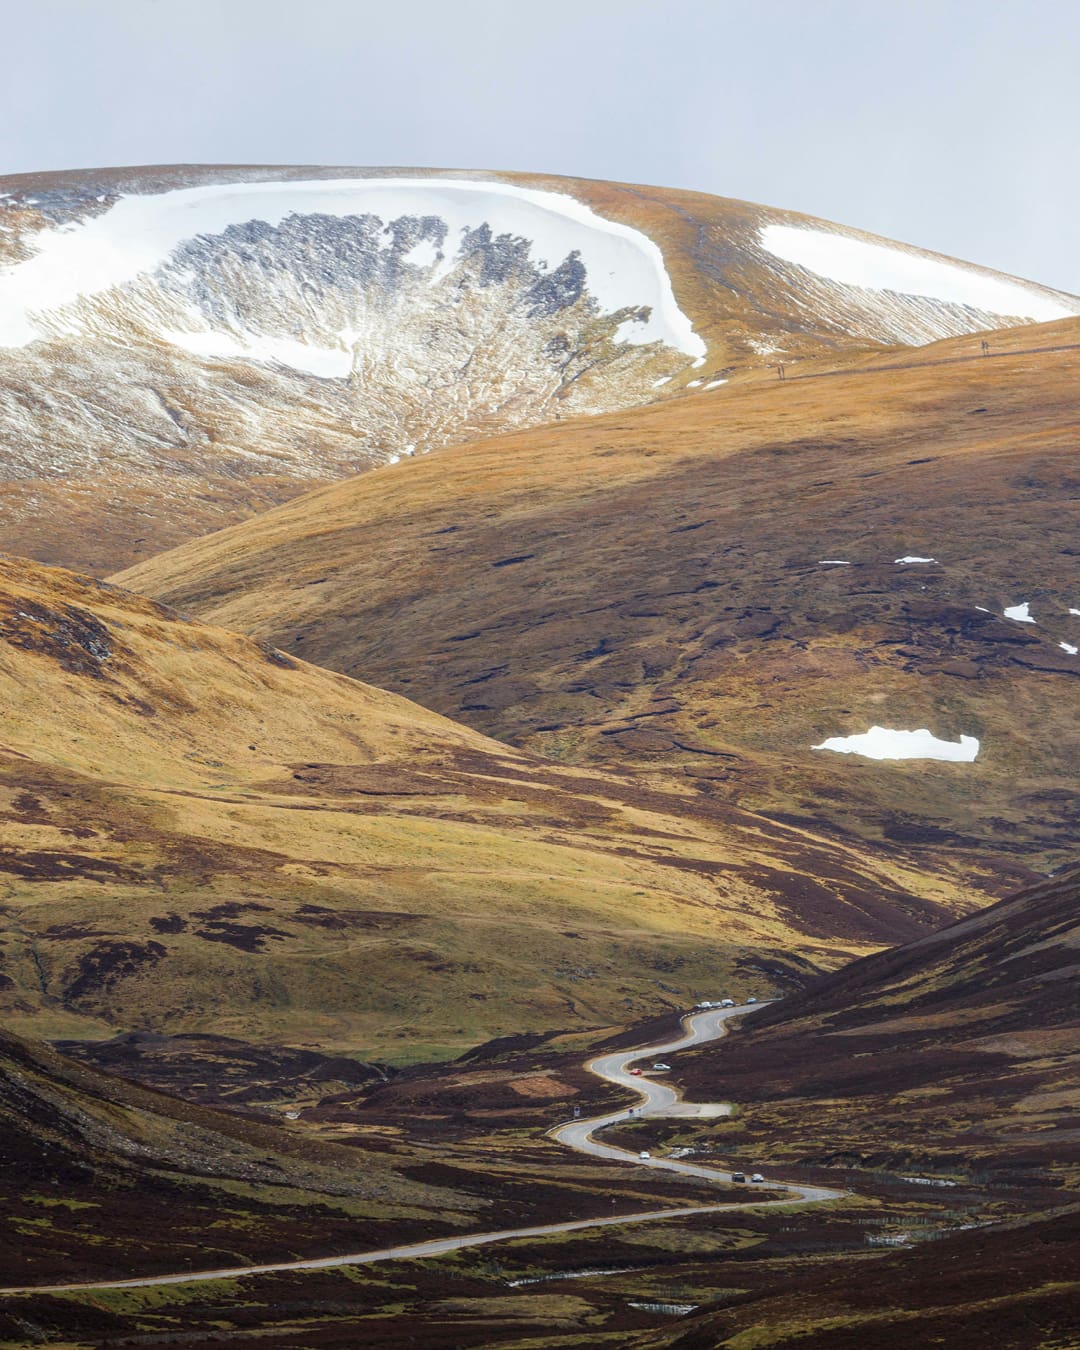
[2,0,1077,294]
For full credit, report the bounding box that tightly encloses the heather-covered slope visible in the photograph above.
[0,555,953,1059]
[611,867,1080,1347]
[619,1207,1080,1350]
[1,164,1075,573]
[120,318,1080,891]
[0,1024,467,1286]
[672,863,1080,1185]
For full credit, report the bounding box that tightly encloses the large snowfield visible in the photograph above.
[0,177,706,359]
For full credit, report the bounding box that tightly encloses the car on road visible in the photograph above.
[652,1062,671,1071]
[750,1172,765,1183]
[731,1171,746,1182]
[639,1150,651,1160]
[628,1067,643,1076]
[746,996,758,1004]
[720,998,735,1007]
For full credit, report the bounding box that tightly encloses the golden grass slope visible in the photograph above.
[118,317,1080,893]
[0,556,957,1061]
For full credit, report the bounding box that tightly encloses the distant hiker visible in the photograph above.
[981,340,990,356]
[777,363,785,380]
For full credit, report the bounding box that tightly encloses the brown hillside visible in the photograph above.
[0,555,953,1060]
[0,1023,470,1285]
[606,866,1080,1347]
[119,317,1080,891]
[617,1207,1080,1350]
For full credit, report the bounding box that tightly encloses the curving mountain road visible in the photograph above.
[1,1005,844,1295]
[551,1005,842,1200]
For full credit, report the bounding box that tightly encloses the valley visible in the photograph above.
[0,163,1076,1347]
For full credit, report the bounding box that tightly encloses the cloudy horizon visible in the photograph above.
[3,0,1078,293]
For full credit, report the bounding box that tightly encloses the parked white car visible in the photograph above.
[639,1150,651,1160]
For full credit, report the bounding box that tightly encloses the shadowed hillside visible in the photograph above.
[120,318,1080,892]
[669,863,1080,1187]
[0,1024,470,1286]
[561,866,1080,1348]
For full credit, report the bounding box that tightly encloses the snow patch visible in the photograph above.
[1060,642,1078,655]
[704,378,727,389]
[1003,602,1035,624]
[652,376,672,388]
[163,327,354,378]
[760,223,1075,322]
[818,559,851,566]
[402,237,442,270]
[895,556,937,564]
[813,726,980,762]
[0,177,706,359]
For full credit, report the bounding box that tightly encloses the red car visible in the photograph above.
[628,1068,643,1076]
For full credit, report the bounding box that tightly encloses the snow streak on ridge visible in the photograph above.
[759,222,1079,344]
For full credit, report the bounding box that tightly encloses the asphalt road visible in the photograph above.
[2,1004,844,1294]
[552,1005,842,1200]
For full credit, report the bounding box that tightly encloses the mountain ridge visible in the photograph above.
[2,164,1076,574]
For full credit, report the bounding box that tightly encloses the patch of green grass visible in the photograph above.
[57,1277,246,1312]
[26,1195,98,1211]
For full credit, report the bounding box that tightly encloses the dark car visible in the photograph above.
[731,1171,746,1183]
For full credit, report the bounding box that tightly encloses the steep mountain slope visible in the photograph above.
[672,862,1080,1186]
[618,1208,1080,1350]
[120,318,1080,892]
[0,1024,471,1286]
[0,555,955,1060]
[586,866,1080,1348]
[1,164,1076,573]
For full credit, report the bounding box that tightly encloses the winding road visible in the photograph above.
[552,1004,840,1201]
[2,1004,844,1295]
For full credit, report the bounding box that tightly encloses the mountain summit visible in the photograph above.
[1,165,1075,573]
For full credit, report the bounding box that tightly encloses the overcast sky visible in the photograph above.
[3,0,1077,293]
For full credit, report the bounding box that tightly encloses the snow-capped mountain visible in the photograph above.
[0,164,1076,572]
